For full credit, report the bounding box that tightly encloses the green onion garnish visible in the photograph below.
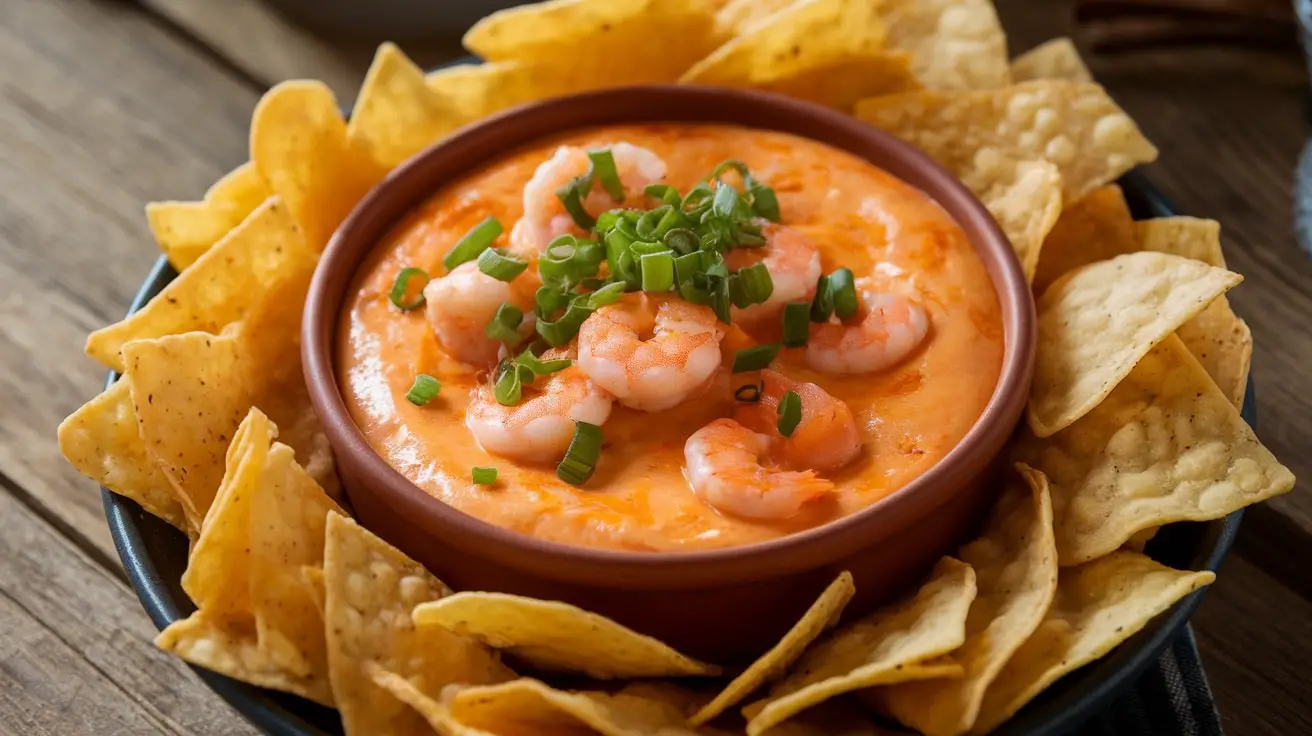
[732,344,781,373]
[472,466,497,485]
[811,273,834,322]
[388,267,430,311]
[734,382,764,402]
[405,374,441,406]
[537,301,595,347]
[493,362,524,406]
[645,184,682,206]
[664,227,699,255]
[829,268,858,320]
[588,149,625,202]
[730,263,774,309]
[640,251,675,292]
[712,183,739,219]
[777,390,802,437]
[535,285,573,318]
[485,303,524,345]
[477,248,529,282]
[709,159,780,222]
[557,421,603,485]
[557,177,596,230]
[539,235,603,287]
[586,281,628,307]
[515,348,571,376]
[782,301,811,347]
[444,217,503,270]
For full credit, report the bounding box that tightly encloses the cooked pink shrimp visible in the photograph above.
[466,350,614,463]
[724,224,822,324]
[423,261,539,368]
[510,142,668,253]
[735,369,861,471]
[806,291,929,375]
[577,294,724,412]
[684,419,835,520]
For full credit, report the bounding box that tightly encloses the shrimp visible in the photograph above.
[806,291,929,375]
[684,419,835,520]
[510,142,668,253]
[724,224,822,324]
[577,293,724,412]
[735,370,861,471]
[423,261,539,368]
[466,350,614,464]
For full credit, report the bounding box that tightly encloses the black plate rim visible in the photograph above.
[102,169,1244,736]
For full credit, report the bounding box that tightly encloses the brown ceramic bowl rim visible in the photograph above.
[304,85,1035,587]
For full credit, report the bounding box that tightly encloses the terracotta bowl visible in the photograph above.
[303,85,1035,663]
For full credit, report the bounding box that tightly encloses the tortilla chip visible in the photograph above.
[448,679,704,736]
[688,571,856,726]
[324,513,514,736]
[159,408,343,705]
[250,80,387,252]
[464,0,722,85]
[1010,38,1092,84]
[975,159,1062,278]
[874,465,1057,736]
[713,0,795,36]
[348,43,465,169]
[56,379,186,531]
[1123,526,1158,553]
[1031,185,1136,297]
[412,592,718,680]
[855,81,1158,203]
[1018,335,1295,564]
[761,700,906,736]
[681,0,921,111]
[148,164,272,271]
[425,60,597,121]
[302,566,326,615]
[880,0,1011,91]
[369,666,496,736]
[743,557,976,736]
[972,553,1215,734]
[1028,251,1242,438]
[86,198,316,372]
[1135,217,1225,268]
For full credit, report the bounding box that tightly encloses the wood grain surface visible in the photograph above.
[0,0,1308,734]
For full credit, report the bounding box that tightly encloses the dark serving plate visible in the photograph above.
[102,170,1246,736]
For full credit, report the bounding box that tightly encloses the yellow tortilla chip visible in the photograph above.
[743,557,976,736]
[448,679,704,736]
[324,513,514,736]
[1031,185,1137,297]
[688,571,855,726]
[86,198,316,372]
[464,0,722,85]
[855,81,1158,203]
[302,566,326,616]
[681,0,921,111]
[973,553,1216,734]
[1135,217,1225,268]
[1028,251,1242,437]
[1123,526,1158,553]
[369,666,496,736]
[875,465,1057,736]
[1010,38,1092,84]
[250,80,387,251]
[880,0,1011,91]
[348,43,465,169]
[56,379,186,531]
[1018,335,1295,564]
[975,159,1062,279]
[159,408,342,705]
[713,0,794,36]
[413,592,718,680]
[761,700,906,736]
[147,163,271,271]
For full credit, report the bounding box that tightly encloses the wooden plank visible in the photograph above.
[0,0,261,558]
[0,489,258,735]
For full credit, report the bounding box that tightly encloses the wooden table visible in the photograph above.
[2,1,1309,734]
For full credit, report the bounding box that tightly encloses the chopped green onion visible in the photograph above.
[710,276,732,324]
[535,285,572,319]
[515,348,571,376]
[485,303,524,345]
[444,217,503,270]
[644,184,682,206]
[388,267,430,311]
[750,185,780,222]
[472,467,497,485]
[405,374,441,406]
[557,421,603,485]
[540,235,603,287]
[640,251,675,292]
[588,149,625,202]
[711,183,739,219]
[811,273,834,322]
[493,362,523,406]
[586,281,628,307]
[732,343,781,373]
[782,301,811,347]
[730,263,774,308]
[734,382,764,403]
[711,159,750,182]
[635,206,667,239]
[477,248,529,282]
[537,301,594,347]
[557,176,596,230]
[664,227,699,254]
[828,268,858,320]
[777,390,802,437]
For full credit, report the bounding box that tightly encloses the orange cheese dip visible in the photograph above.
[338,124,1003,552]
